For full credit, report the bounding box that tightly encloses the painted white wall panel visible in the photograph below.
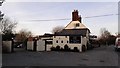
[37,40,45,51]
[27,41,34,51]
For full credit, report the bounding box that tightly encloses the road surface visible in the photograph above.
[2,45,119,67]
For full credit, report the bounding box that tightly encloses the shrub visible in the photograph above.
[60,48,64,51]
[56,46,60,51]
[73,47,79,52]
[64,45,69,51]
[50,47,56,51]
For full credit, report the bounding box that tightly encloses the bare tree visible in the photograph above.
[0,11,4,21]
[0,17,17,34]
[0,0,4,6]
[100,28,111,39]
[52,26,64,34]
[98,28,111,45]
[19,29,32,38]
[15,29,32,42]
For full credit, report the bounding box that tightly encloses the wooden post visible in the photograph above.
[45,40,47,51]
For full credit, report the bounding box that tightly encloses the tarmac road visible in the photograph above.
[2,45,119,67]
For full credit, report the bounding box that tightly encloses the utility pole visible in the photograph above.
[0,1,4,68]
[0,0,4,21]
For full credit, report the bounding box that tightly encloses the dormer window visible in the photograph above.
[75,23,79,27]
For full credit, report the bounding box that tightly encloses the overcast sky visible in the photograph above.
[1,1,118,36]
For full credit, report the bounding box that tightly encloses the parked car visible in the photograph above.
[17,44,23,48]
[115,37,120,51]
[14,44,23,48]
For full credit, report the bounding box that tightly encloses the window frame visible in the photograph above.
[69,36,81,44]
[75,23,79,27]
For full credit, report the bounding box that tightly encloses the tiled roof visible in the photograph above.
[39,33,53,37]
[65,21,87,29]
[54,29,90,36]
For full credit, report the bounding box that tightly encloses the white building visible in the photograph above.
[39,10,91,52]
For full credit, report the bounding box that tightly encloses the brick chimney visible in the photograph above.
[72,10,82,23]
[72,10,79,21]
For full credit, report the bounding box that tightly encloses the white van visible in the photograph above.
[115,37,120,51]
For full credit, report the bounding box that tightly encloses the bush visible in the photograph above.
[73,47,79,52]
[50,46,61,51]
[56,46,60,51]
[60,48,64,51]
[64,45,70,51]
[50,47,56,51]
[87,43,93,50]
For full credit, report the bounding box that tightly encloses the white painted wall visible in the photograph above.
[53,36,82,51]
[82,37,87,46]
[37,40,45,51]
[37,40,53,51]
[81,36,88,50]
[46,44,53,51]
[27,41,34,51]
[2,41,12,53]
[53,36,69,48]
[69,44,82,51]
[53,35,89,52]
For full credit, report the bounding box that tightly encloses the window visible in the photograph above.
[56,40,58,43]
[61,40,63,43]
[69,36,81,43]
[75,23,79,27]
